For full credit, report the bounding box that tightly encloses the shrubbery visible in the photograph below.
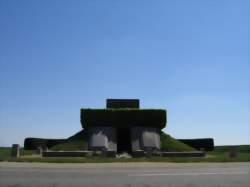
[177,138,214,151]
[24,138,65,150]
[67,129,87,141]
[106,99,139,108]
[81,109,167,129]
[24,130,88,150]
[214,145,250,153]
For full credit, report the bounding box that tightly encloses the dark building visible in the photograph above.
[81,99,167,153]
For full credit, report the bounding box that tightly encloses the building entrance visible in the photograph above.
[117,127,132,154]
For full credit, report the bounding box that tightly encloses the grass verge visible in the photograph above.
[160,133,195,151]
[1,146,249,163]
[4,153,250,163]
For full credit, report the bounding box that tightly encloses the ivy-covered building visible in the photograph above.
[82,99,167,153]
[24,99,214,155]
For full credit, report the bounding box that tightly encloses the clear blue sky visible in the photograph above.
[0,0,249,146]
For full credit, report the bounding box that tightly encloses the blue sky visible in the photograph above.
[0,0,249,146]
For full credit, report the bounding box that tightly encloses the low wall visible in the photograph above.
[42,151,92,157]
[161,151,206,157]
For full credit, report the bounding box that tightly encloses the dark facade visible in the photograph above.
[81,99,167,153]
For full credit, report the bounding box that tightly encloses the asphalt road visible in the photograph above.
[0,162,249,187]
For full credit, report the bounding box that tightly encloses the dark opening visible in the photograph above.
[117,128,132,154]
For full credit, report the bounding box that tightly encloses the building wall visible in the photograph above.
[131,127,161,152]
[88,127,117,151]
[88,126,160,153]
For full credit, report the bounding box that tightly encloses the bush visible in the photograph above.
[24,130,87,150]
[67,129,87,141]
[24,138,65,150]
[160,132,196,152]
[214,145,250,153]
[106,99,139,108]
[81,109,167,129]
[177,138,214,151]
[0,147,11,161]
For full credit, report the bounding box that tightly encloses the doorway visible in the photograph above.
[116,127,132,154]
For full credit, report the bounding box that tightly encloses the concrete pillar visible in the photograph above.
[141,127,160,151]
[131,127,143,151]
[131,127,161,153]
[36,147,43,155]
[11,144,20,158]
[107,127,117,152]
[43,147,48,152]
[229,146,237,158]
[88,127,117,152]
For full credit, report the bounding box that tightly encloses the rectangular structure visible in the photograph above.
[88,127,117,151]
[81,109,167,129]
[177,138,214,151]
[11,144,20,158]
[161,151,206,157]
[106,99,139,109]
[141,127,160,150]
[42,151,92,157]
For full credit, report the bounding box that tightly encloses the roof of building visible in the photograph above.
[106,99,140,109]
[80,108,167,129]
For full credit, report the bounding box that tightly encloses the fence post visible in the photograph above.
[11,144,20,158]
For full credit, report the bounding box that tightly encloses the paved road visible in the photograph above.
[0,162,249,187]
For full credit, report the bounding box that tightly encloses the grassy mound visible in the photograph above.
[50,130,87,151]
[26,130,196,152]
[24,130,88,150]
[50,140,87,151]
[160,132,196,152]
[67,129,87,141]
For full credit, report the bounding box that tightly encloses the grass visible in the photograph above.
[37,131,194,152]
[51,131,195,152]
[49,130,87,151]
[160,132,196,151]
[1,145,249,163]
[4,153,250,163]
[23,130,193,153]
[50,140,87,151]
[0,147,33,161]
[2,131,249,163]
[0,147,11,160]
[67,129,87,141]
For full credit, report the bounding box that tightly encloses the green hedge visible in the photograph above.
[106,99,139,108]
[81,109,167,129]
[177,138,214,151]
[24,138,65,150]
[67,129,87,141]
[214,145,250,153]
[24,130,87,150]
